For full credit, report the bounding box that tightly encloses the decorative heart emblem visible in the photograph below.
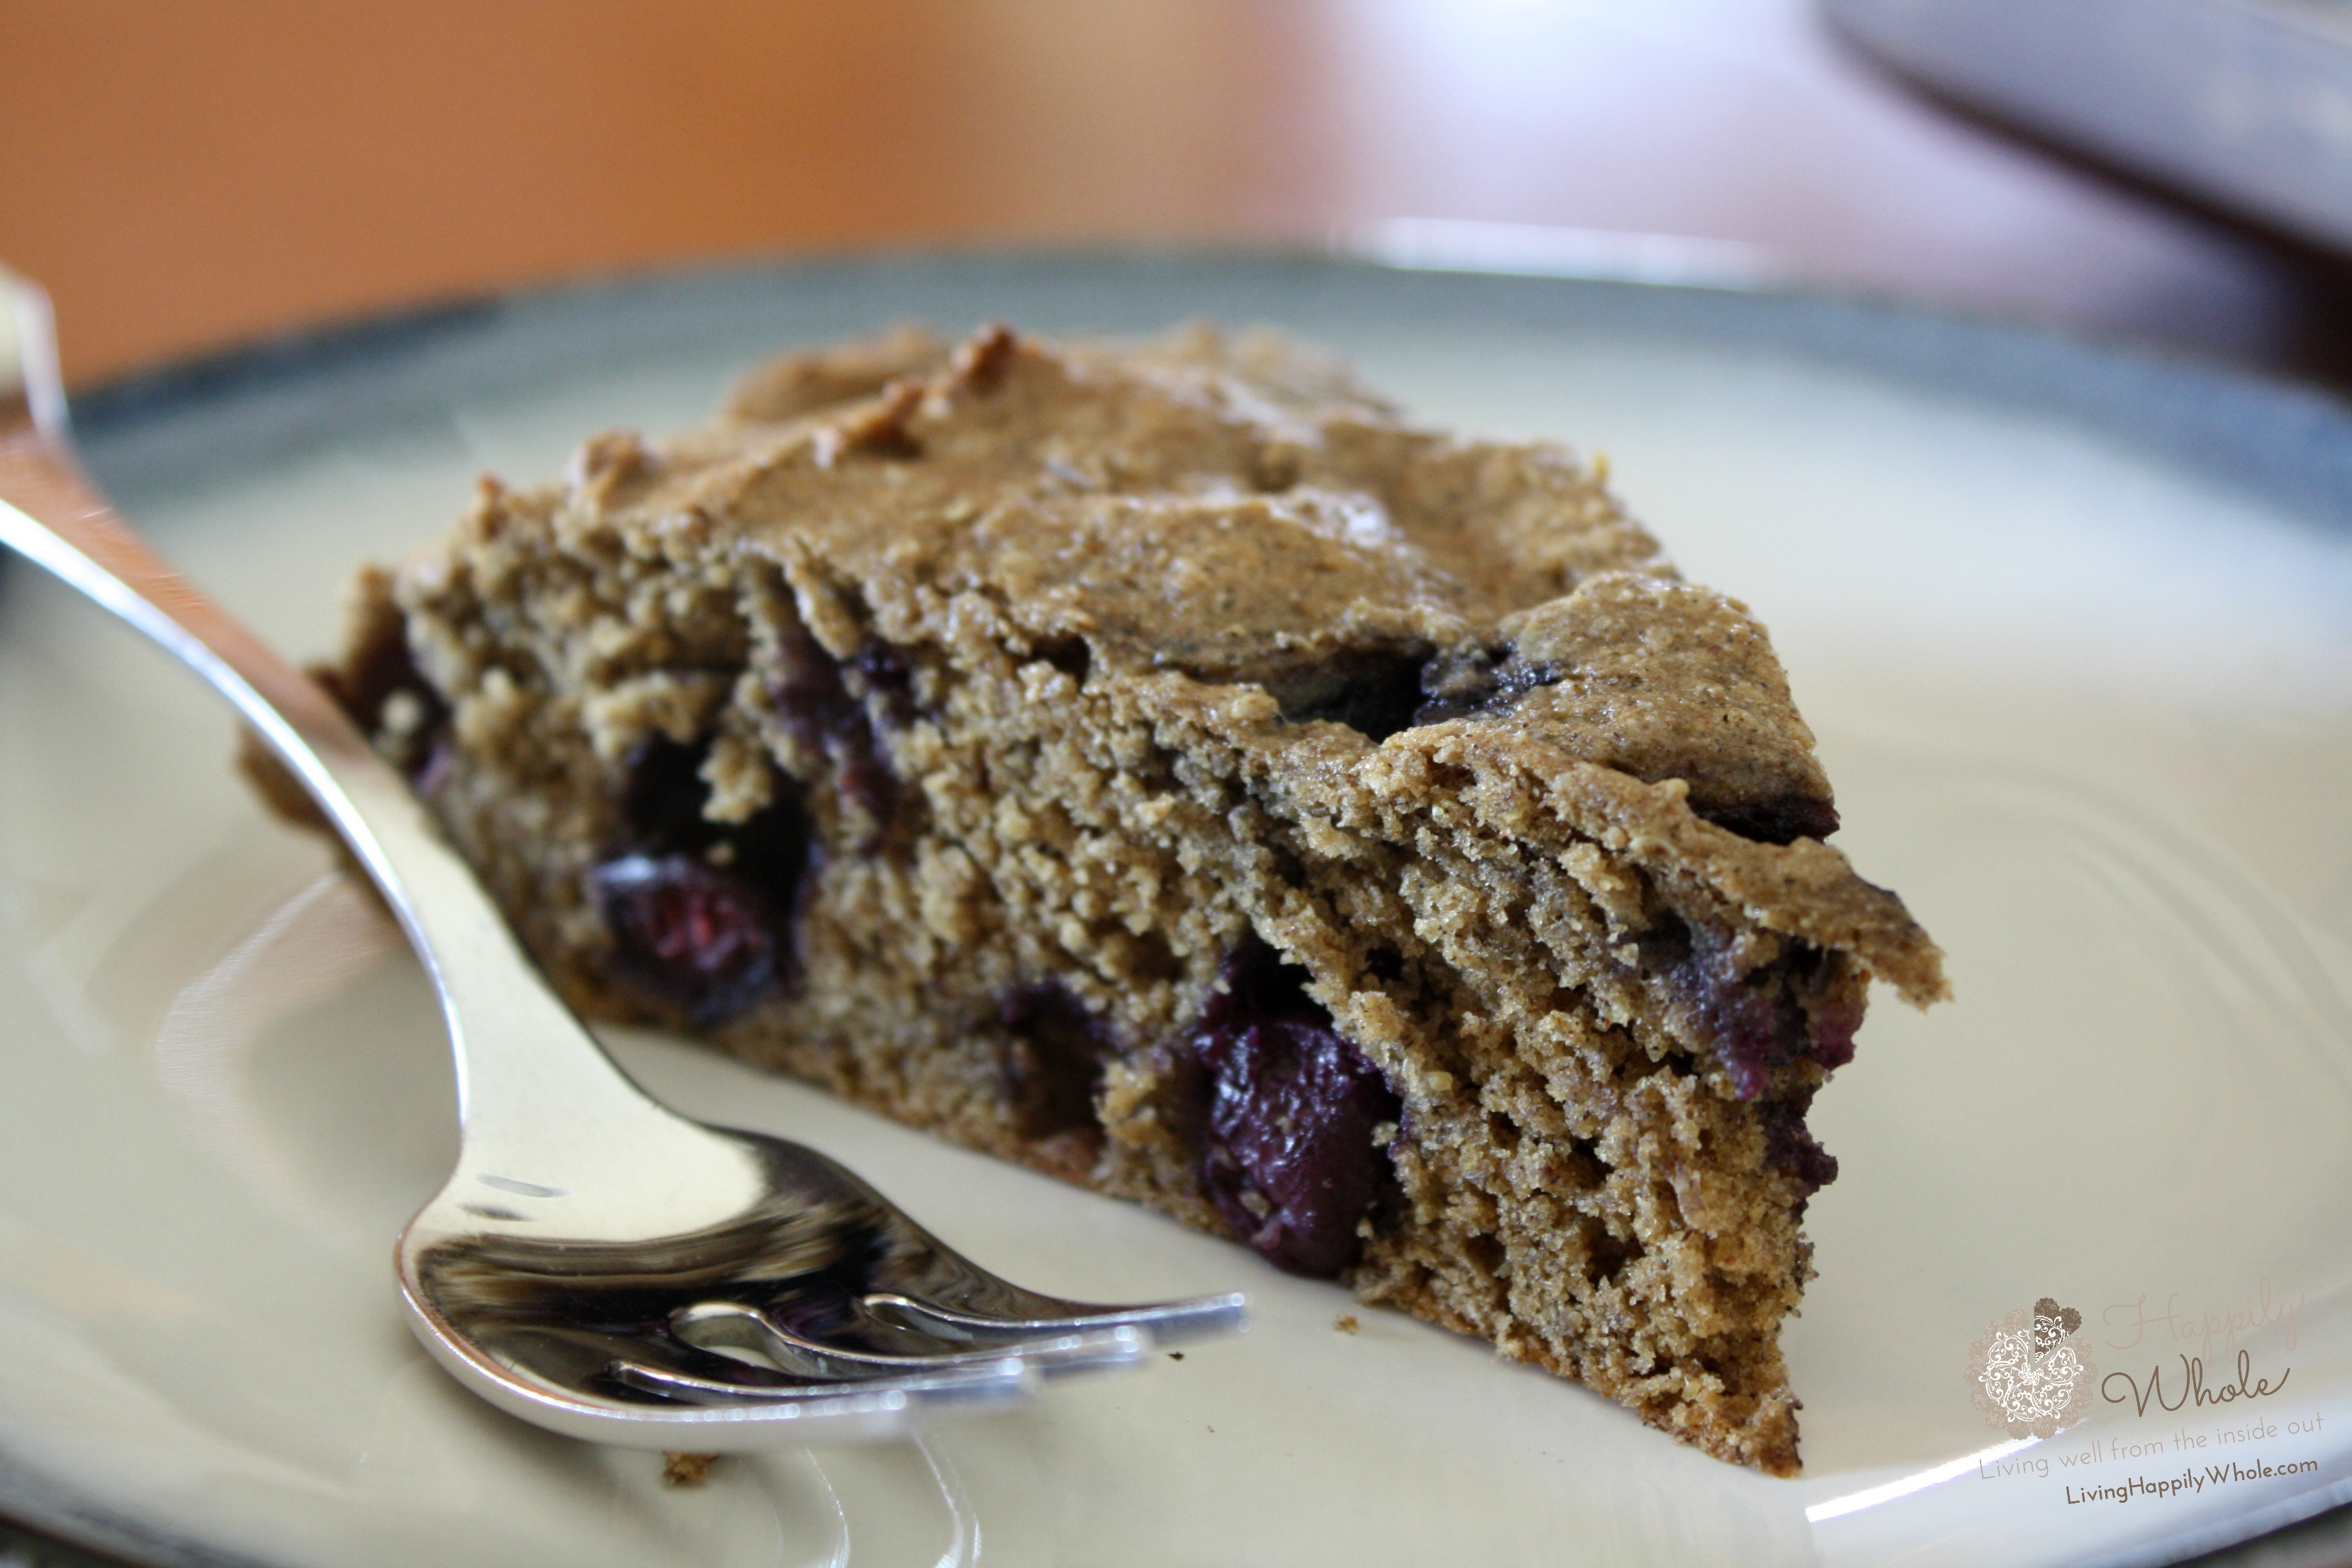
[1973,1298,2098,1438]
[2032,1297,2083,1353]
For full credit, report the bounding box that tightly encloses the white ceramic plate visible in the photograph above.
[4,257,2351,1567]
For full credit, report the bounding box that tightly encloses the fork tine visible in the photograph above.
[672,1300,1150,1380]
[861,1290,1250,1349]
[608,1354,1034,1409]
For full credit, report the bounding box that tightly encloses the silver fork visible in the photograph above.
[0,271,1245,1450]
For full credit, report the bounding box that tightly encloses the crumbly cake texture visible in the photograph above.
[313,322,1945,1474]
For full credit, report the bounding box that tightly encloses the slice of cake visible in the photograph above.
[311,322,1944,1473]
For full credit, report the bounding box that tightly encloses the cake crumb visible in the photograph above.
[662,1452,718,1487]
[1335,1314,1360,1335]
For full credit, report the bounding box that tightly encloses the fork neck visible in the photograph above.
[0,420,677,1156]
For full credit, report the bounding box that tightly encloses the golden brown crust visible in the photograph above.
[313,323,1945,1474]
[721,323,949,425]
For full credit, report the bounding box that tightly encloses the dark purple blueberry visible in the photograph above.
[1634,916,1852,1100]
[1691,973,1804,1102]
[1266,646,1432,742]
[771,615,914,836]
[601,735,814,1021]
[1188,939,1401,1277]
[998,984,1115,1139]
[1760,1090,1839,1197]
[592,853,782,1025]
[1625,914,1852,1197]
[1412,641,1558,727]
[1414,642,1841,846]
[1692,793,1841,846]
[621,736,718,850]
[320,620,433,734]
[313,622,449,780]
[616,735,814,908]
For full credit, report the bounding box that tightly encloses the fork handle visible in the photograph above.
[0,306,665,1153]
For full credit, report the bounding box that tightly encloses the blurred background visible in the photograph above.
[8,0,2352,388]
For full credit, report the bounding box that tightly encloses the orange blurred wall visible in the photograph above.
[1,1,1328,380]
[1,0,2310,382]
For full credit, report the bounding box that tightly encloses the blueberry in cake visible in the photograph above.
[304,322,1946,1474]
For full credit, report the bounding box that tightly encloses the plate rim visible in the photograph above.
[53,243,2352,532]
[7,244,2352,1568]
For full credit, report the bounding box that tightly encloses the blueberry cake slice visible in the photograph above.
[311,323,1945,1474]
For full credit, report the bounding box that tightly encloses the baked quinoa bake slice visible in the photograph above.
[312,322,1945,1474]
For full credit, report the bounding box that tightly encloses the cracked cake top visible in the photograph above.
[439,320,1944,1010]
